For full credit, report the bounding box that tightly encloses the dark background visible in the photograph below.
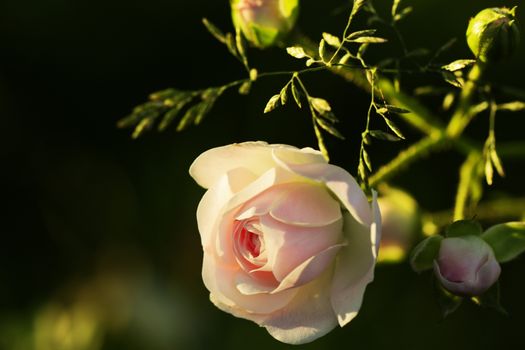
[1,0,524,349]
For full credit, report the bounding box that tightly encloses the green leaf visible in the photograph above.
[445,220,483,238]
[391,0,402,17]
[315,118,344,139]
[489,147,505,177]
[310,97,331,113]
[339,52,352,65]
[497,101,525,111]
[442,92,455,111]
[393,6,413,22]
[132,117,154,139]
[409,235,443,272]
[405,48,430,58]
[238,81,251,95]
[202,18,226,43]
[379,104,410,114]
[349,36,388,44]
[225,33,239,58]
[346,29,377,40]
[318,39,326,61]
[280,84,289,105]
[442,71,464,88]
[158,95,193,131]
[362,149,372,171]
[481,222,525,263]
[249,68,258,81]
[313,124,329,161]
[383,117,405,139]
[291,79,302,108]
[322,32,341,47]
[442,59,476,72]
[286,46,307,59]
[485,155,494,185]
[264,94,281,113]
[368,129,402,142]
[177,103,205,131]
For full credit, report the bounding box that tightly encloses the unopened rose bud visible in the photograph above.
[434,235,501,296]
[231,0,300,48]
[466,7,520,63]
[377,187,420,263]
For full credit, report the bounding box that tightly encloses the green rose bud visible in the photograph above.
[466,7,520,63]
[231,0,300,48]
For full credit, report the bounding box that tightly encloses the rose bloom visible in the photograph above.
[190,142,380,344]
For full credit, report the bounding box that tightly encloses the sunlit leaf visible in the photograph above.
[286,46,307,59]
[264,94,281,113]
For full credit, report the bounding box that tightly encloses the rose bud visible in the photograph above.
[434,235,501,296]
[231,0,300,48]
[377,187,420,263]
[190,142,380,344]
[466,7,520,62]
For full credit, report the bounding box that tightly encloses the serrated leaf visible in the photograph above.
[497,101,525,111]
[362,149,372,171]
[322,32,341,47]
[349,36,388,44]
[316,118,344,139]
[481,222,525,263]
[286,46,307,59]
[291,79,302,108]
[346,29,377,40]
[442,59,476,72]
[410,235,443,272]
[383,117,405,139]
[264,94,281,113]
[202,18,226,44]
[369,129,402,141]
[310,97,331,113]
[445,219,483,238]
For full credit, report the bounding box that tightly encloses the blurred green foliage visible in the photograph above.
[1,0,524,349]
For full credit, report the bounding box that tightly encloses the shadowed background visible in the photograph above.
[1,0,524,349]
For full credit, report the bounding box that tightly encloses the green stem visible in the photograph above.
[453,152,482,221]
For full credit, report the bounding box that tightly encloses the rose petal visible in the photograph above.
[202,254,297,314]
[262,269,338,345]
[260,215,343,281]
[272,158,372,226]
[330,203,378,327]
[235,272,277,295]
[271,147,326,167]
[190,142,308,189]
[272,244,344,293]
[270,183,342,227]
[197,168,257,250]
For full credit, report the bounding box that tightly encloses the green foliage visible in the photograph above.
[482,222,525,263]
[445,220,483,238]
[410,235,443,273]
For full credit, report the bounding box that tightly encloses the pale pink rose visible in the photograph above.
[434,235,501,296]
[189,142,381,344]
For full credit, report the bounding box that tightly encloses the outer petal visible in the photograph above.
[273,157,371,226]
[262,268,338,344]
[190,142,323,189]
[197,167,257,250]
[202,254,297,314]
[330,192,380,327]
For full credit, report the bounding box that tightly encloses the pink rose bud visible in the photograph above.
[434,235,501,296]
[231,0,300,48]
